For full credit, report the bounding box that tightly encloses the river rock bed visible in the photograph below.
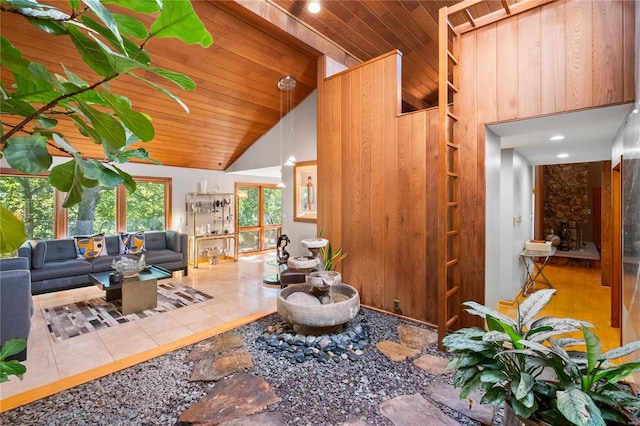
[258,318,370,364]
[0,308,494,425]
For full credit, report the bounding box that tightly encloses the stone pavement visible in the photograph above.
[177,323,495,425]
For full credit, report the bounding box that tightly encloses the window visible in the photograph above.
[0,175,55,239]
[236,183,281,252]
[0,171,171,239]
[67,186,116,236]
[125,180,167,231]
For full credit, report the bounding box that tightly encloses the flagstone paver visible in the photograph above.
[426,384,495,425]
[189,349,254,381]
[413,353,452,376]
[398,323,438,349]
[380,394,460,426]
[178,373,280,425]
[376,340,419,361]
[184,332,245,363]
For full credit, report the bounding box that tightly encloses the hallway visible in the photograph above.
[499,263,620,353]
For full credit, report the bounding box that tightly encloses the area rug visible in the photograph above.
[42,281,213,342]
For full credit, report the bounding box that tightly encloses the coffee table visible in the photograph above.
[90,265,172,315]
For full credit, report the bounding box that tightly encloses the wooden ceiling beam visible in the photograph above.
[453,0,557,34]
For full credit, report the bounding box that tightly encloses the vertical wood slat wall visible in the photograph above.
[317,51,440,324]
[318,0,634,328]
[454,0,634,327]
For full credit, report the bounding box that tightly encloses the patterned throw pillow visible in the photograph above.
[74,234,106,259]
[119,231,145,254]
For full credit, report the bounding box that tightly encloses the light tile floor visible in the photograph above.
[0,253,280,402]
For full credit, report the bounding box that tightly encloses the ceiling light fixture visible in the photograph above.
[557,153,569,158]
[277,75,297,188]
[308,1,321,13]
[284,156,297,166]
[549,135,565,141]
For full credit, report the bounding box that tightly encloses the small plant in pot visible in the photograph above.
[442,289,640,425]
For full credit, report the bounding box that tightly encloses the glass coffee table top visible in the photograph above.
[90,265,172,290]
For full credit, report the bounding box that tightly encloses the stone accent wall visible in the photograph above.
[543,164,589,250]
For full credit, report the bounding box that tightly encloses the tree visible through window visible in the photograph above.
[126,181,166,231]
[236,184,281,252]
[67,186,116,236]
[0,176,54,239]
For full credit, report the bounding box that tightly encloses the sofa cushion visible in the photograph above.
[31,240,47,269]
[104,235,120,255]
[143,231,166,251]
[74,234,106,259]
[143,249,182,265]
[119,231,145,254]
[30,259,92,282]
[87,254,137,273]
[44,239,78,262]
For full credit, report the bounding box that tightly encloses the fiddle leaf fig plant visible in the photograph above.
[442,289,640,426]
[0,0,213,253]
[0,339,27,383]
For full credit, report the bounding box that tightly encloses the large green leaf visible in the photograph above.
[593,362,640,385]
[582,326,601,376]
[3,135,52,174]
[81,160,124,186]
[0,36,36,81]
[104,0,160,13]
[514,372,534,401]
[75,100,126,148]
[52,133,79,154]
[67,25,115,76]
[49,160,84,207]
[0,339,27,360]
[61,64,89,88]
[10,74,58,103]
[0,206,29,254]
[82,0,125,51]
[147,67,195,90]
[98,90,154,141]
[80,15,148,62]
[150,0,213,47]
[127,72,190,113]
[25,16,67,35]
[463,301,517,327]
[116,148,160,164]
[518,289,556,327]
[557,388,605,426]
[602,339,640,360]
[0,98,37,116]
[111,164,136,192]
[113,13,147,39]
[69,114,102,144]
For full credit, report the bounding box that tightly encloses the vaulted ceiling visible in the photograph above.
[1,0,515,172]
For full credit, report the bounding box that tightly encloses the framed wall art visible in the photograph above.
[293,160,317,223]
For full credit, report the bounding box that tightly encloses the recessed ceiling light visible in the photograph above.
[550,135,565,141]
[632,108,639,114]
[308,1,321,13]
[557,153,569,158]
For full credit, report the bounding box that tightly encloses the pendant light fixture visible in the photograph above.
[277,75,297,188]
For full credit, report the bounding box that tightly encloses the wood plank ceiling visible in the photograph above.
[1,0,513,172]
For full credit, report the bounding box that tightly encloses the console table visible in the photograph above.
[520,247,556,296]
[189,233,238,268]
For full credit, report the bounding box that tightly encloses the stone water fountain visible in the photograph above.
[277,238,360,335]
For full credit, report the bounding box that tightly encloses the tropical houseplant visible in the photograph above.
[442,289,640,425]
[0,339,27,383]
[0,0,212,253]
[318,227,347,271]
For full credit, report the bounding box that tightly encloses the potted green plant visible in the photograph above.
[0,339,27,383]
[318,227,347,271]
[442,289,640,426]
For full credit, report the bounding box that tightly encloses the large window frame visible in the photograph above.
[1,168,171,238]
[235,182,281,253]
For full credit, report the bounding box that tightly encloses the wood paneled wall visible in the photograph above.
[454,0,634,326]
[318,0,634,327]
[318,51,440,324]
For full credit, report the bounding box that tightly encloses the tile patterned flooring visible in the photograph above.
[1,256,619,408]
[0,253,280,404]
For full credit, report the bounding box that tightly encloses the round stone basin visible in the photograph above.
[277,283,360,335]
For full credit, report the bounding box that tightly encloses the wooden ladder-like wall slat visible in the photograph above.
[437,6,461,350]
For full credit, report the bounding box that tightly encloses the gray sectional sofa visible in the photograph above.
[0,257,33,360]
[18,231,188,295]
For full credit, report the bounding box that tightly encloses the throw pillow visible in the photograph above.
[74,234,106,259]
[119,231,145,255]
